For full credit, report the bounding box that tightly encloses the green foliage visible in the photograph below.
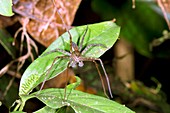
[0,29,16,59]
[0,0,14,16]
[15,76,134,113]
[19,21,120,96]
[13,84,134,112]
[0,75,18,107]
[13,21,135,112]
[32,88,134,113]
[92,0,168,57]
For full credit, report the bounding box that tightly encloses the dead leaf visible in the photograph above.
[14,0,81,47]
[43,68,75,88]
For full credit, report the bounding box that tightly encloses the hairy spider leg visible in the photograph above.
[52,0,73,53]
[52,0,84,100]
[93,60,109,98]
[79,57,113,99]
[94,58,113,98]
[46,0,113,100]
[70,27,113,98]
[80,43,113,98]
[63,27,92,98]
[39,55,70,92]
[72,26,113,98]
[79,26,88,51]
[81,44,107,55]
[39,45,71,96]
[64,61,71,101]
[41,48,71,57]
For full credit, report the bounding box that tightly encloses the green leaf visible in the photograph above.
[19,21,120,96]
[0,0,14,16]
[66,76,81,90]
[31,88,135,113]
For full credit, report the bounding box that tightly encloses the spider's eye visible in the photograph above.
[78,61,84,67]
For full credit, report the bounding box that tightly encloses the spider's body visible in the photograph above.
[41,26,114,98]
[40,5,114,99]
[70,42,84,67]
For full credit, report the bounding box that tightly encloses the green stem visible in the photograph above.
[19,99,26,111]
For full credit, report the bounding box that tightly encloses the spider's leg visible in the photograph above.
[64,61,71,101]
[68,28,73,53]
[39,55,70,92]
[79,25,88,51]
[81,44,107,55]
[93,60,109,98]
[94,58,113,98]
[41,49,71,57]
[53,0,73,53]
[80,57,113,99]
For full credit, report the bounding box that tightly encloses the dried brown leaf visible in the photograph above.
[14,0,81,47]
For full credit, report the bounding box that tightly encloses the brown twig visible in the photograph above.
[0,17,39,98]
[0,18,38,76]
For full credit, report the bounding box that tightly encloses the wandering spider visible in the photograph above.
[39,5,113,99]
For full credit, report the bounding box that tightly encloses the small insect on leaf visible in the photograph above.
[19,21,120,96]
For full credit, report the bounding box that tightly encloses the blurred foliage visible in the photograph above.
[90,1,170,112]
[91,0,169,58]
[15,22,126,113]
[111,77,170,113]
[78,61,170,113]
[0,29,16,59]
[0,75,18,108]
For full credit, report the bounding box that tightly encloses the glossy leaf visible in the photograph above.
[31,88,135,113]
[0,0,14,16]
[19,21,120,96]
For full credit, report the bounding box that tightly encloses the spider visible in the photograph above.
[40,2,113,99]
